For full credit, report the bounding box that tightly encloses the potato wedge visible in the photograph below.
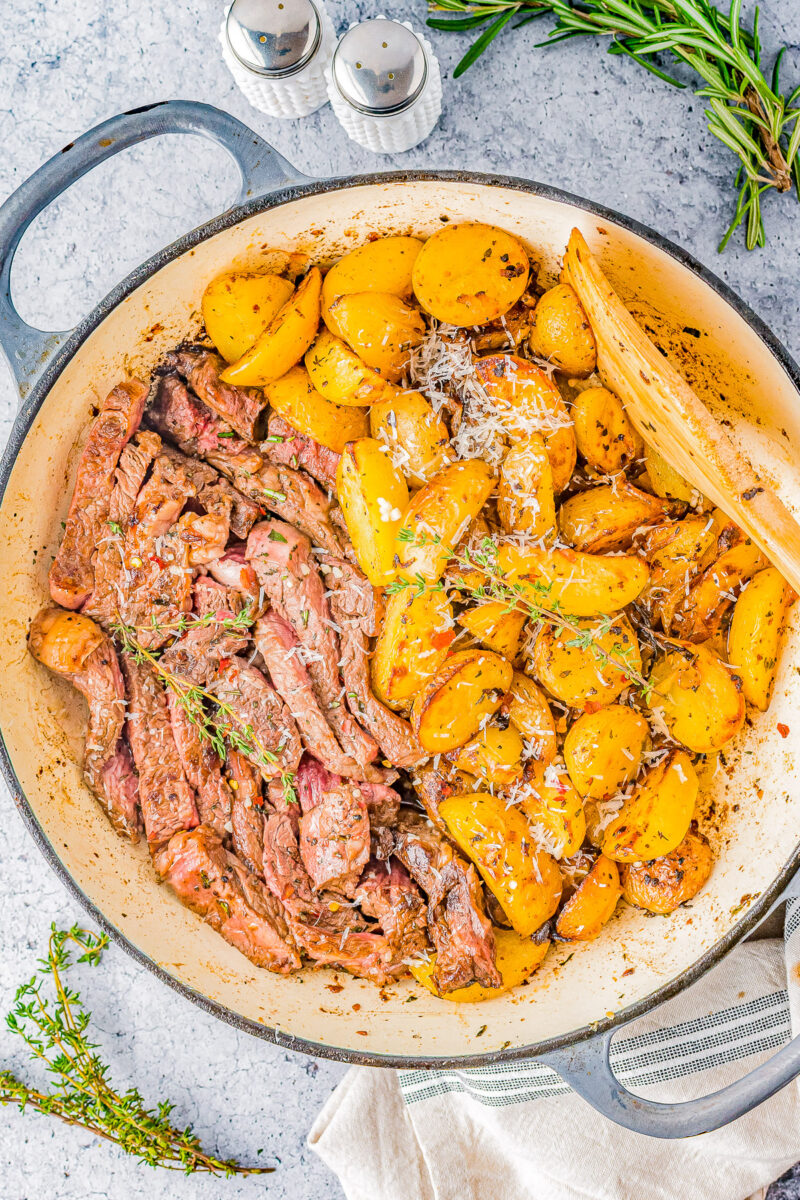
[202,272,294,363]
[498,543,649,617]
[408,928,550,1002]
[555,855,621,940]
[411,649,513,752]
[264,365,368,454]
[558,480,683,553]
[327,292,425,382]
[439,791,562,936]
[644,443,695,502]
[397,460,496,584]
[635,515,719,625]
[454,723,525,786]
[220,266,321,386]
[369,389,453,486]
[498,435,556,538]
[518,761,586,859]
[532,615,642,709]
[412,223,530,326]
[304,329,392,406]
[563,705,649,799]
[621,830,713,914]
[571,385,639,474]
[529,283,596,377]
[602,750,698,863]
[321,235,423,333]
[474,355,576,492]
[649,643,745,753]
[728,567,794,710]
[507,672,557,763]
[669,535,769,642]
[458,601,526,660]
[372,587,454,709]
[336,438,409,585]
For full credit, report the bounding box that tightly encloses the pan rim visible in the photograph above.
[2,167,799,1069]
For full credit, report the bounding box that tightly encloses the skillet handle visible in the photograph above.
[541,870,800,1138]
[0,99,309,393]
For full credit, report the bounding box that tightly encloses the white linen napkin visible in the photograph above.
[309,899,800,1200]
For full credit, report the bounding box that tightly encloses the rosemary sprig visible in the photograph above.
[427,0,800,250]
[0,925,272,1176]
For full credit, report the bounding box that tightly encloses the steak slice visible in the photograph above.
[159,622,250,687]
[167,691,230,838]
[299,784,370,896]
[207,546,262,606]
[296,755,401,825]
[168,348,269,442]
[265,412,340,491]
[50,379,148,610]
[121,653,198,847]
[28,607,141,840]
[228,749,265,876]
[150,374,251,456]
[109,430,163,526]
[212,656,303,782]
[354,858,429,960]
[192,575,246,619]
[255,611,365,778]
[154,825,300,973]
[389,810,500,993]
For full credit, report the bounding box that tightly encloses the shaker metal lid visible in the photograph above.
[332,20,428,115]
[225,0,321,77]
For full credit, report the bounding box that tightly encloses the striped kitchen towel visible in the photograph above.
[309,898,800,1200]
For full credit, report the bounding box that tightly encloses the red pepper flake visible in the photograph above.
[219,657,232,671]
[431,630,456,651]
[778,723,790,739]
[150,554,166,569]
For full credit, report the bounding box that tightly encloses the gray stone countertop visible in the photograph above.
[1,0,799,1196]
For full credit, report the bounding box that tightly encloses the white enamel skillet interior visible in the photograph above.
[1,102,799,1133]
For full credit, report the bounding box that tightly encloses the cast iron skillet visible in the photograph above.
[1,100,798,1138]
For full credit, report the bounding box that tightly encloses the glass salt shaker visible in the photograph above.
[220,0,335,119]
[327,17,442,153]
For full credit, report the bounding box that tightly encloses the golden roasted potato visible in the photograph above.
[532,615,642,709]
[458,601,526,660]
[304,329,391,406]
[369,389,452,486]
[518,760,586,858]
[669,535,769,642]
[728,567,795,710]
[412,223,529,326]
[453,723,525,787]
[201,272,294,363]
[29,607,105,675]
[220,266,321,386]
[563,705,649,799]
[396,460,497,584]
[635,515,719,625]
[649,643,745,753]
[321,235,423,333]
[336,438,409,585]
[621,829,713,914]
[507,672,558,763]
[439,791,562,936]
[411,649,513,752]
[498,543,649,617]
[602,750,698,863]
[571,386,639,474]
[529,283,596,377]
[327,292,425,382]
[558,479,683,553]
[474,355,576,492]
[555,855,621,940]
[372,587,454,709]
[264,366,368,453]
[408,928,550,1002]
[497,435,556,538]
[644,443,694,502]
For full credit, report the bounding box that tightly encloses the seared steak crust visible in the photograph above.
[228,749,265,876]
[265,412,340,490]
[354,858,429,960]
[212,657,303,782]
[299,784,370,896]
[167,691,230,838]
[167,348,269,442]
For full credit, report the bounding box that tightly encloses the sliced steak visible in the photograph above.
[28,607,141,840]
[150,373,251,456]
[50,379,147,610]
[389,810,500,993]
[265,412,340,491]
[207,546,262,606]
[198,478,260,540]
[192,575,246,619]
[296,755,401,825]
[212,657,303,782]
[167,691,230,838]
[159,621,249,687]
[109,430,162,526]
[121,653,198,847]
[299,783,370,896]
[354,858,429,959]
[154,825,300,973]
[167,348,269,442]
[228,749,265,876]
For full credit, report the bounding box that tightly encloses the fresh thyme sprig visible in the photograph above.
[427,0,800,250]
[0,925,272,1176]
[391,528,652,696]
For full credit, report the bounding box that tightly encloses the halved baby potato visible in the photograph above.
[336,438,409,585]
[327,292,426,382]
[412,222,530,327]
[321,235,423,333]
[507,672,558,763]
[563,705,649,799]
[264,366,368,454]
[408,928,550,1002]
[635,514,719,625]
[558,479,682,553]
[498,543,649,617]
[531,615,642,709]
[669,535,769,643]
[518,761,586,859]
[304,329,391,406]
[602,750,698,863]
[529,283,597,377]
[372,586,454,709]
[728,567,795,710]
[453,723,525,787]
[202,272,294,363]
[571,386,639,475]
[458,600,526,661]
[621,829,713,914]
[221,266,322,386]
[396,460,497,584]
[555,854,621,940]
[498,435,556,538]
[438,791,562,936]
[28,607,105,675]
[411,649,513,752]
[369,389,453,486]
[649,643,745,753]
